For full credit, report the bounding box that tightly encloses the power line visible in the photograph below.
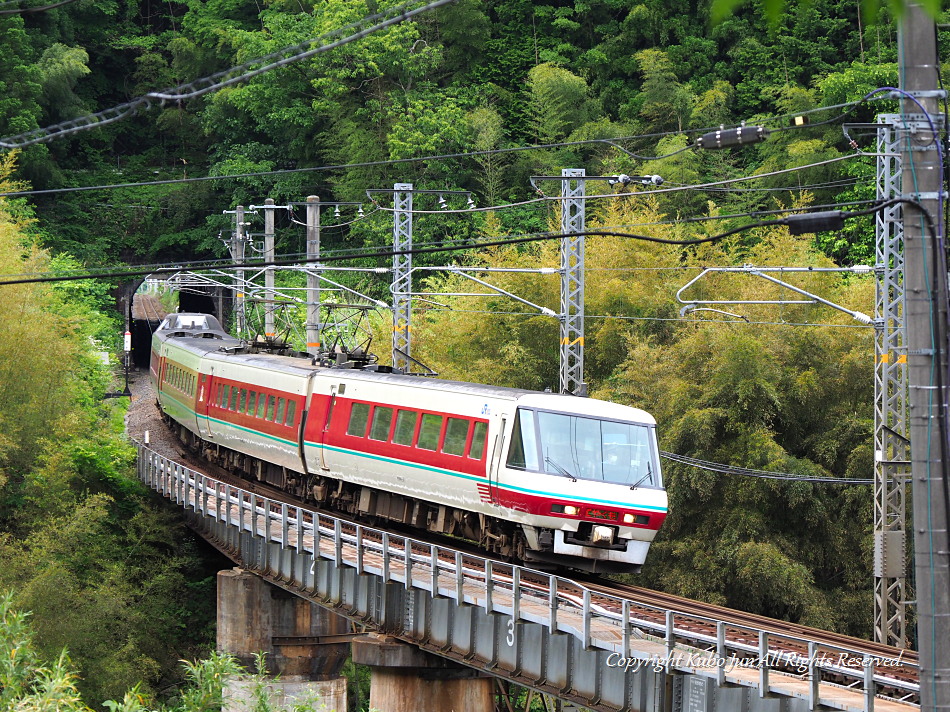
[0,0,457,149]
[0,100,892,197]
[0,200,911,286]
[0,0,83,14]
[660,451,873,484]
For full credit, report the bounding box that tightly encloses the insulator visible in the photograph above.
[696,125,769,149]
[784,210,846,235]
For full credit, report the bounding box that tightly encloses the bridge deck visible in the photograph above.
[135,443,918,712]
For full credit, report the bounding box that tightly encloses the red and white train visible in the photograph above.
[150,312,668,572]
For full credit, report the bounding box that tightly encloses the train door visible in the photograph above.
[297,372,319,471]
[487,414,507,503]
[205,367,218,437]
[318,383,340,470]
[196,372,211,439]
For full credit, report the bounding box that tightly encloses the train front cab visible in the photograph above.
[493,396,668,571]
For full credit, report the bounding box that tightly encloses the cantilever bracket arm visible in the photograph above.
[447,269,558,317]
[675,265,873,325]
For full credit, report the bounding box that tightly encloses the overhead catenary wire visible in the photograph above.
[0,198,920,287]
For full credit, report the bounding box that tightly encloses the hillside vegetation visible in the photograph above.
[0,161,220,706]
[0,0,936,679]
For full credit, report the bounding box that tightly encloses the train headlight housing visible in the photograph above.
[622,513,651,525]
[591,525,615,545]
[551,504,579,516]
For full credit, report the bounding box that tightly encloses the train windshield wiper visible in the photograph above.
[630,463,653,490]
[544,455,577,482]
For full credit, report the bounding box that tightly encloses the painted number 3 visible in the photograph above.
[506,618,515,647]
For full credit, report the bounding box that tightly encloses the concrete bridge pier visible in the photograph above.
[351,633,494,712]
[217,567,349,711]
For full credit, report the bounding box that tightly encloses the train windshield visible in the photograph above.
[506,408,661,487]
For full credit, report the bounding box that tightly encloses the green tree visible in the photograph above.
[634,48,695,133]
[527,63,599,143]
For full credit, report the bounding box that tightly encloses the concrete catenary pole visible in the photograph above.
[234,205,247,337]
[306,196,322,357]
[899,5,950,711]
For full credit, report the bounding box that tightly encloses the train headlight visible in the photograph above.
[551,504,579,516]
[591,525,615,545]
[623,513,635,524]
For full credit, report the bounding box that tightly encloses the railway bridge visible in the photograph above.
[133,442,917,712]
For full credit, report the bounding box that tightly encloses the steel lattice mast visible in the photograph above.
[392,183,413,372]
[873,114,910,647]
[559,168,586,396]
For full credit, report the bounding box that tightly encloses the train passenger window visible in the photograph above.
[468,422,488,460]
[256,395,266,419]
[266,396,277,421]
[347,403,370,436]
[246,392,256,415]
[230,387,239,410]
[417,414,442,451]
[506,409,539,471]
[276,398,286,423]
[239,389,247,412]
[221,385,229,409]
[285,401,296,426]
[370,407,393,441]
[392,410,417,445]
[442,418,469,456]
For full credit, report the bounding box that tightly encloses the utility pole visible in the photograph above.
[306,196,322,357]
[899,5,950,711]
[231,205,248,337]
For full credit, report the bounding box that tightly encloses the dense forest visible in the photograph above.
[0,0,946,708]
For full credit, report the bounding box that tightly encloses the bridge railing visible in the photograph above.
[136,442,918,712]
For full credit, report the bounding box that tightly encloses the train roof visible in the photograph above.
[154,313,656,424]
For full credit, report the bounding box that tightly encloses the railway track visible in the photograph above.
[174,437,919,683]
[136,385,919,707]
